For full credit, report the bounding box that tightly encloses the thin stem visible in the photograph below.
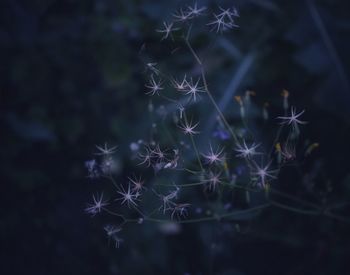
[184,111,204,171]
[186,40,202,65]
[133,206,146,217]
[102,207,125,219]
[143,203,271,224]
[184,38,239,144]
[154,181,205,187]
[104,174,121,192]
[269,188,320,209]
[269,200,321,216]
[179,168,202,174]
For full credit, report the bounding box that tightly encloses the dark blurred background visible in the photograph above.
[1,0,350,274]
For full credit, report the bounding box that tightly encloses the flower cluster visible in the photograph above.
[82,3,344,249]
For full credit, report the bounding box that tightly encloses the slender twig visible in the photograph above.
[184,111,204,171]
[184,38,239,144]
[126,203,271,224]
[269,200,320,216]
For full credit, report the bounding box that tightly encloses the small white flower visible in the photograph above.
[277,107,307,130]
[207,15,228,33]
[154,186,180,214]
[251,162,277,188]
[178,118,200,135]
[150,144,168,163]
[207,6,239,33]
[187,2,206,17]
[202,144,225,165]
[138,145,153,167]
[217,6,239,22]
[172,75,188,91]
[145,75,163,96]
[116,184,139,208]
[156,22,180,40]
[85,193,109,216]
[183,77,206,102]
[128,175,146,193]
[173,8,191,22]
[95,143,118,156]
[204,170,223,191]
[235,140,261,159]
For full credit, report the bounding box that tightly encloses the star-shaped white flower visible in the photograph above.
[116,184,139,208]
[95,143,118,156]
[128,175,146,193]
[207,6,239,33]
[277,107,307,129]
[204,170,223,191]
[183,77,206,102]
[173,8,191,22]
[235,140,261,159]
[251,162,277,188]
[156,22,179,40]
[202,144,225,165]
[172,75,188,91]
[178,118,200,135]
[85,193,109,216]
[145,75,163,96]
[187,2,206,17]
